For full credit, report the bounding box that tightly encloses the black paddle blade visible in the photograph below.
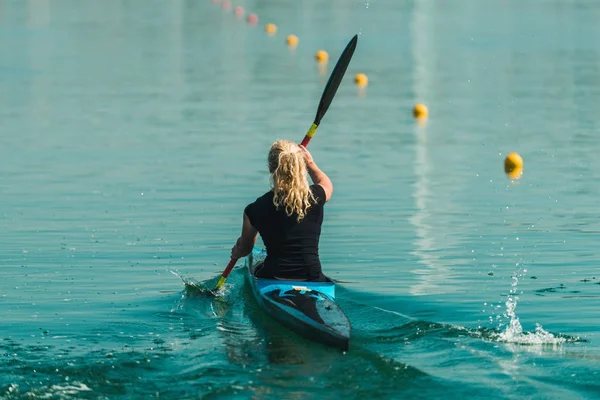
[313,34,359,126]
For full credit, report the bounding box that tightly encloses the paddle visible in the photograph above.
[213,34,359,293]
[300,34,359,146]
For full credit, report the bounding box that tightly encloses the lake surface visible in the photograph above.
[2,0,600,398]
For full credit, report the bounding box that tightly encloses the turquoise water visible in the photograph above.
[2,0,600,398]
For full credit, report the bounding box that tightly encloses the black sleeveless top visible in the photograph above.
[244,184,327,281]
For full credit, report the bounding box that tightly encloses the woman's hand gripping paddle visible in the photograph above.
[213,34,359,293]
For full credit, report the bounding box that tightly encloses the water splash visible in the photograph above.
[168,269,234,320]
[2,382,92,399]
[499,268,525,337]
[491,265,568,345]
[168,269,223,297]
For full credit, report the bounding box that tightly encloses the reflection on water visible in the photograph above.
[26,0,50,28]
[408,0,454,296]
[178,272,332,368]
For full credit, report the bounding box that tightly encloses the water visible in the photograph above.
[2,0,600,398]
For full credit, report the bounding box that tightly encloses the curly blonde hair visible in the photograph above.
[268,140,316,222]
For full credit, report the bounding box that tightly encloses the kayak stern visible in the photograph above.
[245,247,351,351]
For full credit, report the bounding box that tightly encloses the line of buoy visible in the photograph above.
[208,0,367,89]
[207,0,520,180]
[208,0,419,120]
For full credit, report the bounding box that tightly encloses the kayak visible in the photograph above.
[244,247,351,351]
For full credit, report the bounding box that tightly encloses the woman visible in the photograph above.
[230,139,333,281]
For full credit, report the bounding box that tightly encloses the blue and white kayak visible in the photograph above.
[244,247,351,351]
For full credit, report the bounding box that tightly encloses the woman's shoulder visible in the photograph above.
[248,190,274,207]
[245,190,274,218]
[310,184,327,205]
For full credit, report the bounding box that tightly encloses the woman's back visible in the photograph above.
[245,184,327,280]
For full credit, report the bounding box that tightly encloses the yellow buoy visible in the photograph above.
[286,34,299,48]
[265,23,277,35]
[315,50,329,64]
[504,152,523,179]
[354,73,368,87]
[413,103,428,119]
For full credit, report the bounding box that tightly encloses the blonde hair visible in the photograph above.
[268,140,316,222]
